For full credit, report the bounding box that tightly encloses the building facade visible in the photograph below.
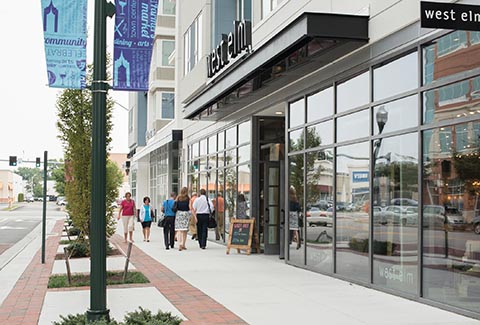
[173,0,480,319]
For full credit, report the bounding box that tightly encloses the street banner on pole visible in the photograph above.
[41,0,88,89]
[113,0,158,91]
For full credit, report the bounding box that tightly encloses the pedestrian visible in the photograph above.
[189,192,198,240]
[175,187,191,251]
[118,192,136,243]
[237,193,249,219]
[289,187,302,249]
[213,193,225,240]
[139,196,154,242]
[162,192,177,250]
[192,189,214,249]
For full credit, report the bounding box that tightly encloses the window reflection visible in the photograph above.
[374,95,418,135]
[306,149,334,273]
[423,31,480,85]
[306,120,333,147]
[238,145,250,164]
[223,167,237,243]
[218,131,225,150]
[307,87,333,122]
[336,143,370,281]
[289,129,304,152]
[237,164,251,219]
[226,126,237,148]
[373,133,418,295]
[374,52,418,101]
[337,71,369,113]
[337,109,369,142]
[423,77,480,124]
[289,154,304,265]
[238,120,251,144]
[423,124,480,313]
[208,135,217,154]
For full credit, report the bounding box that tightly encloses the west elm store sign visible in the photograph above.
[207,20,252,78]
[421,1,480,31]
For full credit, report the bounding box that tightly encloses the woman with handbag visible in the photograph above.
[139,196,154,242]
[192,189,214,249]
[174,187,191,251]
[118,192,136,243]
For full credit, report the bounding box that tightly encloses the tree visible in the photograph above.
[15,167,43,196]
[51,163,66,196]
[56,65,120,240]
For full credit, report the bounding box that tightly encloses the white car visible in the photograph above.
[25,196,34,203]
[306,207,333,226]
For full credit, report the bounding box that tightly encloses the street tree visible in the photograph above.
[56,65,121,240]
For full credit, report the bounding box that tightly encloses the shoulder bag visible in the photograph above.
[207,197,217,228]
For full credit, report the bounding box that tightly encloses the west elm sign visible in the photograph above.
[207,20,252,78]
[421,1,480,31]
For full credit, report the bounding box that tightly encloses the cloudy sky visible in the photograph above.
[0,0,129,167]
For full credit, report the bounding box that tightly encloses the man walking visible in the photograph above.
[162,192,177,249]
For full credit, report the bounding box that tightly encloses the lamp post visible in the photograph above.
[86,0,115,322]
[373,105,388,211]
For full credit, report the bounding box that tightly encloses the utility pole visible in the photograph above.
[86,0,115,322]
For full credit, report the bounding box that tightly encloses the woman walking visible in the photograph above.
[118,192,136,243]
[189,192,198,240]
[175,187,191,251]
[139,196,154,242]
[162,192,177,250]
[192,189,214,249]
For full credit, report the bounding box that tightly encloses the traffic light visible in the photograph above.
[9,156,17,166]
[36,157,41,167]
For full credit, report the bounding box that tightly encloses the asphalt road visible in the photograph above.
[0,202,65,255]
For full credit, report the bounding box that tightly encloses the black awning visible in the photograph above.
[184,12,369,120]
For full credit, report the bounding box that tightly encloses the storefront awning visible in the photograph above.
[184,12,369,121]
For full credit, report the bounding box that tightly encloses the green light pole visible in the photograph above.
[87,0,115,322]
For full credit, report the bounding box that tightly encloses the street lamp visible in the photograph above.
[376,105,388,134]
[373,105,389,209]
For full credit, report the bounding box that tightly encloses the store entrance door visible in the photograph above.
[261,161,285,255]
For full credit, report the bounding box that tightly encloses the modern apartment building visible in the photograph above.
[174,0,480,319]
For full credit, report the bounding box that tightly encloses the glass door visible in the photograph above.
[263,161,282,254]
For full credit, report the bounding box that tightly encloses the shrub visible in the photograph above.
[67,241,89,258]
[18,193,24,202]
[67,227,81,236]
[53,313,118,325]
[123,307,182,325]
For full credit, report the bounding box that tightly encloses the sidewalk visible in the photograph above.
[0,220,479,324]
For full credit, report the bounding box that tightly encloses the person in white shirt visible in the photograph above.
[192,189,214,249]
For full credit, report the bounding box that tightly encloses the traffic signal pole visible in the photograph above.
[86,0,115,322]
[41,151,47,264]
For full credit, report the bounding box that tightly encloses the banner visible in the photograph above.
[113,0,159,91]
[41,0,88,89]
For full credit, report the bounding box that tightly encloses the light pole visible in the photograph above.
[87,0,115,322]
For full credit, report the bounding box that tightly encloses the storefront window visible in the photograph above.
[336,143,370,282]
[218,130,225,150]
[423,31,479,85]
[208,135,217,154]
[225,149,237,165]
[226,126,237,148]
[306,149,334,273]
[373,52,418,101]
[423,77,480,124]
[372,132,418,295]
[238,120,251,144]
[237,164,251,218]
[307,87,333,122]
[199,139,207,156]
[289,154,304,265]
[337,109,369,143]
[306,120,333,148]
[192,142,199,158]
[224,167,237,243]
[374,95,418,135]
[289,98,305,128]
[423,123,480,313]
[337,71,369,113]
[289,129,304,152]
[238,145,250,164]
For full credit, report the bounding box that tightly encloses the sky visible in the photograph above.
[0,0,129,168]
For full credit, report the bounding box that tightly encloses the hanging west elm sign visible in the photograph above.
[207,20,252,78]
[421,1,480,31]
[113,0,158,91]
[41,0,88,89]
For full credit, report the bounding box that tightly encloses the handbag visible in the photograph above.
[206,197,217,228]
[157,212,165,227]
[172,200,178,213]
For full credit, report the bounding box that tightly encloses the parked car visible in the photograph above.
[306,207,333,226]
[473,215,480,235]
[391,198,418,206]
[25,195,34,203]
[56,196,65,205]
[57,197,68,206]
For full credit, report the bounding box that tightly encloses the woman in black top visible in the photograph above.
[175,187,191,251]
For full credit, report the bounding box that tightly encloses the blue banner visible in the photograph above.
[41,0,87,89]
[352,171,369,183]
[113,0,158,91]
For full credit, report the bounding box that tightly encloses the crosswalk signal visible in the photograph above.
[9,156,17,166]
[36,157,41,167]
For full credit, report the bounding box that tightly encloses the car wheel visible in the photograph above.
[474,223,480,235]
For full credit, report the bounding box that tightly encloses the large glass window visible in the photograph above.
[184,12,203,75]
[306,121,333,148]
[289,98,305,128]
[307,87,333,122]
[337,109,369,143]
[226,126,237,148]
[336,143,370,282]
[289,129,303,152]
[337,71,369,113]
[261,0,283,19]
[161,0,175,15]
[374,95,418,135]
[161,40,175,67]
[161,93,174,119]
[372,132,418,295]
[423,123,480,313]
[374,52,418,101]
[238,120,251,144]
[288,154,304,265]
[306,149,334,273]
